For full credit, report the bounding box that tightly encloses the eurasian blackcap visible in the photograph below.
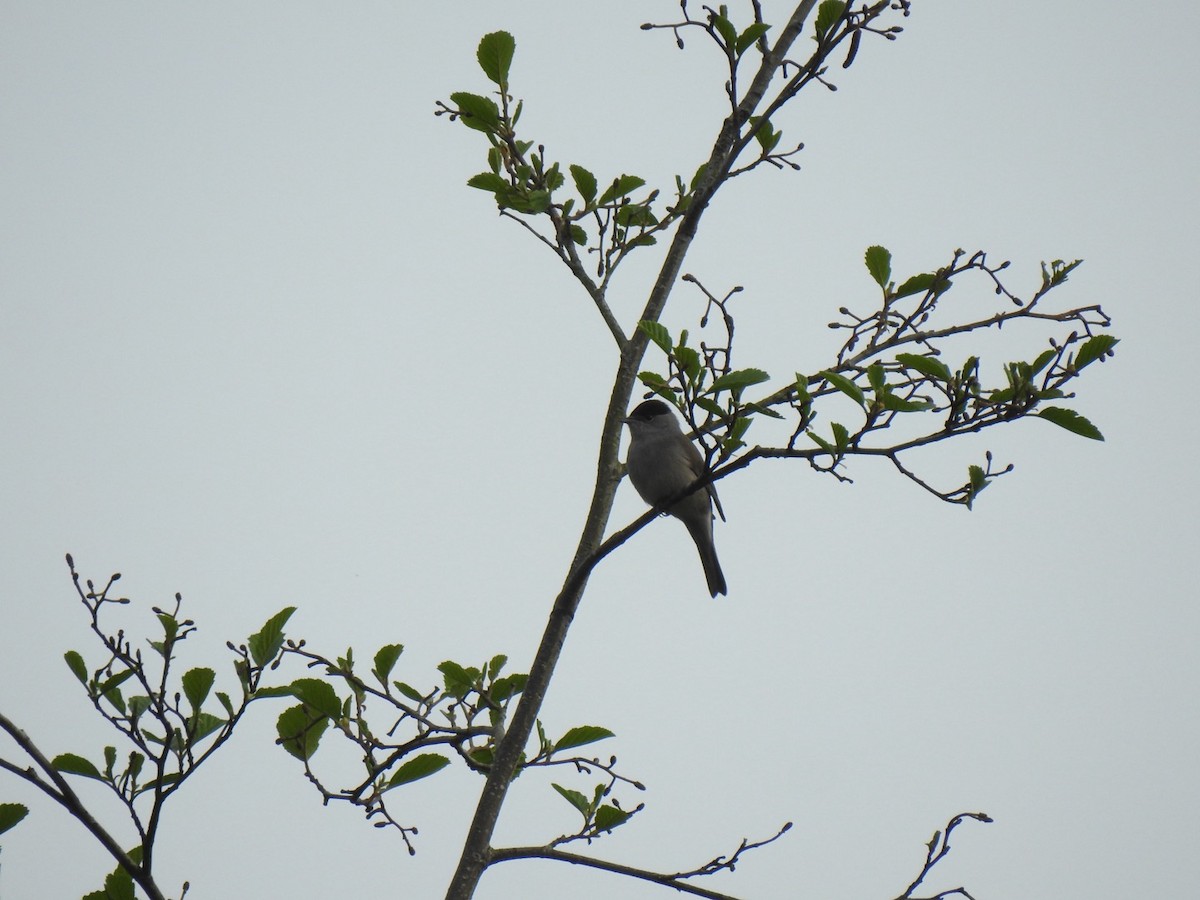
[623,399,727,597]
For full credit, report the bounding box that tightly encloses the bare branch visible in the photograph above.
[895,812,993,900]
[493,821,791,900]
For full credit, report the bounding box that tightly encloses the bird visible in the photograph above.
[623,398,727,597]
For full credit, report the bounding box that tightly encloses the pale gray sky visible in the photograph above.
[2,2,1197,898]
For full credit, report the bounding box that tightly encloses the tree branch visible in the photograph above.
[492,846,744,899]
[490,820,792,900]
[0,712,167,900]
[895,812,993,900]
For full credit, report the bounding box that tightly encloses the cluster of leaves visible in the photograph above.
[437,3,901,290]
[0,562,640,894]
[636,279,771,463]
[644,1,908,175]
[436,4,917,369]
[437,31,692,290]
[51,594,293,828]
[0,556,294,900]
[634,246,1115,508]
[271,641,639,853]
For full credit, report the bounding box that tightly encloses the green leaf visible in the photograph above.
[736,22,771,55]
[96,668,136,696]
[449,91,501,133]
[894,272,936,299]
[1028,348,1058,377]
[395,681,428,703]
[138,771,182,793]
[820,369,865,407]
[487,654,507,678]
[815,0,847,39]
[188,712,226,743]
[752,120,781,154]
[594,804,632,832]
[1074,334,1118,370]
[1041,258,1083,288]
[476,31,515,87]
[64,650,87,684]
[467,745,494,768]
[596,174,646,206]
[102,866,135,900]
[466,172,510,194]
[867,363,886,393]
[102,684,127,715]
[0,803,29,836]
[966,464,988,510]
[569,223,587,245]
[570,164,597,204]
[744,401,783,419]
[288,678,342,719]
[712,11,737,48]
[491,673,527,702]
[215,691,234,717]
[614,202,658,227]
[807,430,834,454]
[708,368,770,394]
[250,686,296,700]
[746,114,779,152]
[896,353,952,382]
[554,725,615,753]
[865,245,891,289]
[722,413,753,453]
[182,667,215,711]
[276,705,328,761]
[882,394,935,412]
[156,612,179,646]
[128,695,151,720]
[372,644,405,685]
[552,783,591,816]
[51,753,104,781]
[636,371,677,404]
[1037,407,1104,441]
[637,320,673,355]
[503,187,551,214]
[439,660,476,698]
[248,607,296,667]
[387,753,451,788]
[830,422,849,452]
[675,346,702,384]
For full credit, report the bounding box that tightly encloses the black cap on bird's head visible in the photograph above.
[624,399,674,424]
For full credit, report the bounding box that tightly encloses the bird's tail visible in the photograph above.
[700,544,727,598]
[686,523,727,598]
